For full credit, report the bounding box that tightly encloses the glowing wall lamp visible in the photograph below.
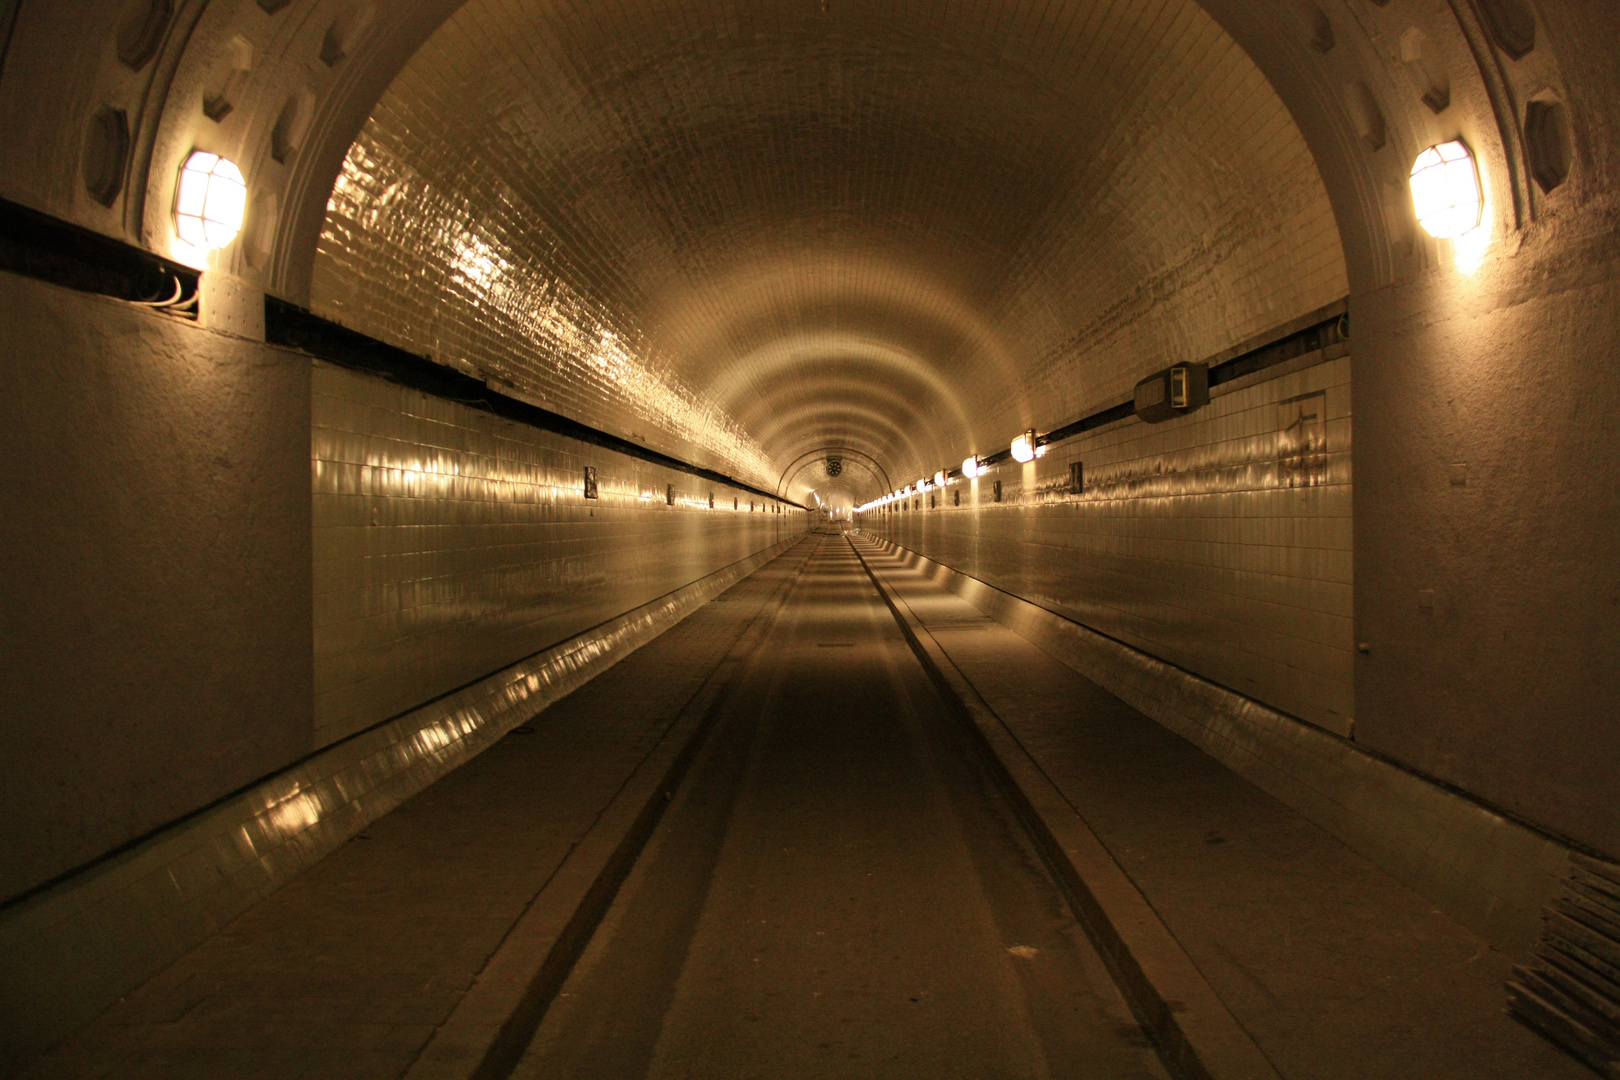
[1410,140,1483,239]
[934,470,946,487]
[1011,429,1044,464]
[962,456,981,479]
[174,151,248,251]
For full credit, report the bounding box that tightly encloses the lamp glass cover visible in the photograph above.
[1011,431,1037,463]
[175,151,248,250]
[1410,140,1482,239]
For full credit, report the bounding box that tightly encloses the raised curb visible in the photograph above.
[855,534,1571,960]
[0,537,802,1074]
[851,536,1281,1080]
[403,542,809,1080]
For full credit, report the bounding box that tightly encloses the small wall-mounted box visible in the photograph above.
[1134,363,1210,423]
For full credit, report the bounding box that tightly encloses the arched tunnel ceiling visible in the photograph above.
[308,0,1348,501]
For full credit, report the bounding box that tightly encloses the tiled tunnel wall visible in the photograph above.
[313,363,803,747]
[312,124,780,491]
[283,0,1620,875]
[0,0,1615,928]
[301,0,1355,752]
[305,0,1348,501]
[0,268,804,905]
[866,351,1352,735]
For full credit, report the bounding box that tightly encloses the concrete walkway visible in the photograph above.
[19,542,819,1080]
[852,534,1587,1080]
[19,531,1591,1079]
[516,536,1168,1079]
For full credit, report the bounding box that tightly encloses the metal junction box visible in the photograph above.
[1134,363,1210,423]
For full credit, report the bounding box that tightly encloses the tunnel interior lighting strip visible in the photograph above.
[856,306,1348,515]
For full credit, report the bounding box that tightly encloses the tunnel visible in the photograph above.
[1,0,1618,1076]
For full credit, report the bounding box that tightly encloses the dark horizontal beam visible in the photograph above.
[265,298,805,510]
[0,196,801,509]
[987,311,1351,471]
[2,196,1340,513]
[873,308,1350,501]
[0,196,198,307]
[1206,311,1348,389]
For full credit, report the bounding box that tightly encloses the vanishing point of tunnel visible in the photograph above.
[1,1,1617,1078]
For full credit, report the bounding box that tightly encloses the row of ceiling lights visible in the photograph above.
[855,436,1042,513]
[855,139,1485,515]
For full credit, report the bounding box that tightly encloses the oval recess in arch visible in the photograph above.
[116,0,173,71]
[82,106,131,207]
[320,4,377,67]
[1300,3,1334,53]
[1524,98,1571,193]
[244,189,280,270]
[270,88,316,164]
[1477,0,1536,60]
[1399,28,1450,115]
[1343,81,1387,152]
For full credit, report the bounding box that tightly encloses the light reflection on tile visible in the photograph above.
[859,535,1569,958]
[0,535,796,1071]
[306,0,1347,496]
[313,363,801,748]
[868,355,1353,734]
